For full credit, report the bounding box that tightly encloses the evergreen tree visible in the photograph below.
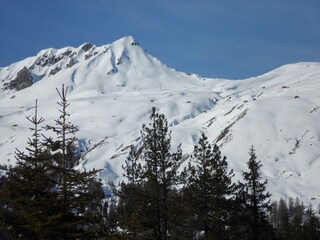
[183,133,235,239]
[141,107,182,240]
[0,86,105,239]
[43,85,104,239]
[270,200,279,230]
[242,146,272,240]
[290,198,305,240]
[269,197,320,240]
[277,198,290,238]
[119,108,182,239]
[0,100,57,239]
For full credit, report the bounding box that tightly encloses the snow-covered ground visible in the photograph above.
[1,36,320,205]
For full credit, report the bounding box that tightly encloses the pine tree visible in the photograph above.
[290,198,305,240]
[270,200,279,230]
[0,86,105,239]
[183,133,235,239]
[119,108,182,239]
[141,107,182,240]
[0,100,57,239]
[277,198,290,238]
[242,146,272,240]
[269,197,320,240]
[43,85,104,239]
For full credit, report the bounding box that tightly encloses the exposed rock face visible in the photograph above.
[15,67,33,90]
[2,67,34,91]
[35,54,64,67]
[82,43,93,52]
[66,59,75,68]
[84,54,92,60]
[49,67,61,76]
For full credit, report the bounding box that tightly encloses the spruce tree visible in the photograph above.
[242,146,272,240]
[0,86,105,239]
[290,198,305,240]
[0,100,57,239]
[277,198,290,238]
[140,107,182,240]
[43,85,104,239]
[119,108,182,239]
[183,133,235,239]
[270,200,279,231]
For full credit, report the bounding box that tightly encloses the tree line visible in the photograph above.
[0,86,319,239]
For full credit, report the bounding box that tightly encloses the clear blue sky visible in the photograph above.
[0,0,319,79]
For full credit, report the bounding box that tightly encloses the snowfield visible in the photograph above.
[1,36,320,205]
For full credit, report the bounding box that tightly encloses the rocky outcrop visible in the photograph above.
[81,43,93,52]
[84,54,92,60]
[66,58,75,68]
[34,50,72,68]
[34,54,64,67]
[3,67,34,91]
[15,67,33,90]
[49,66,61,76]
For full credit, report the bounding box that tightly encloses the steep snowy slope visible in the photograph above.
[1,36,320,205]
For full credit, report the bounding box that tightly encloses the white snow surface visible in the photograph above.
[1,36,320,205]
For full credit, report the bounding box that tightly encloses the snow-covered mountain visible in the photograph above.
[1,36,320,205]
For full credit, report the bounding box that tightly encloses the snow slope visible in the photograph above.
[1,36,320,205]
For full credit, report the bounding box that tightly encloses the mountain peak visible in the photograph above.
[0,36,203,95]
[113,35,137,46]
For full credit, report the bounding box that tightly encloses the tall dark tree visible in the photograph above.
[0,86,105,239]
[0,100,57,239]
[183,133,235,239]
[277,198,290,238]
[43,85,104,239]
[269,197,320,240]
[119,108,182,239]
[141,107,182,240]
[242,146,272,240]
[290,198,305,240]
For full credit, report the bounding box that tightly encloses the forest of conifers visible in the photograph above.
[0,86,319,240]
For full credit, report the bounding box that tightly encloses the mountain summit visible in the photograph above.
[1,37,320,205]
[1,35,203,96]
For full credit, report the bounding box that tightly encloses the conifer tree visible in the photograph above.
[0,100,57,239]
[270,197,320,240]
[119,108,182,239]
[270,200,279,230]
[43,85,104,239]
[183,133,235,239]
[140,107,182,240]
[0,86,105,239]
[290,197,305,239]
[277,198,290,238]
[242,146,272,240]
